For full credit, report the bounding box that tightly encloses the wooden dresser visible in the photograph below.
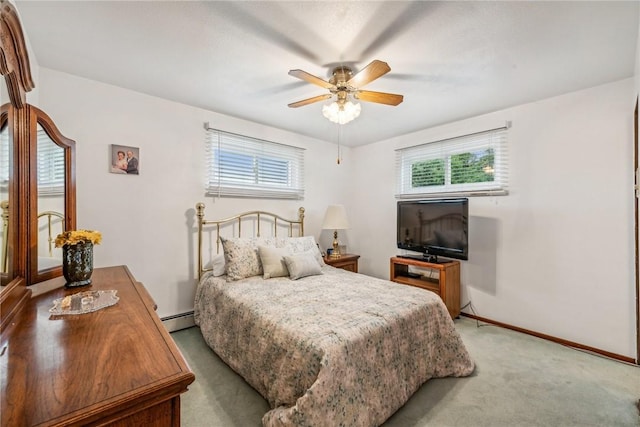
[0,265,195,426]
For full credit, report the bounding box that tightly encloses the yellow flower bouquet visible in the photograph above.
[55,230,102,248]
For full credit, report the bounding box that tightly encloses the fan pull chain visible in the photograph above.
[337,124,343,164]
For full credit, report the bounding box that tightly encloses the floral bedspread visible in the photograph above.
[194,266,475,427]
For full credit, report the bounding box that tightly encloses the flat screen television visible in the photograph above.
[397,198,469,261]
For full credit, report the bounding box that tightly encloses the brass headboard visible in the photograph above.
[1,200,8,273]
[1,206,64,273]
[37,210,65,257]
[195,202,305,280]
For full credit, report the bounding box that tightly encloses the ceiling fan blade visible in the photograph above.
[288,94,332,108]
[288,69,335,89]
[355,90,404,106]
[347,60,391,88]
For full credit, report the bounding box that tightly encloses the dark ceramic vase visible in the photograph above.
[62,241,94,288]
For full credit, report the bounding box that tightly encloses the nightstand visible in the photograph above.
[324,253,360,273]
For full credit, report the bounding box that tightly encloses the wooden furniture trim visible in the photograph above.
[1,265,195,426]
[0,275,29,333]
[324,253,360,273]
[0,104,30,330]
[195,202,305,280]
[390,257,461,318]
[0,0,35,109]
[462,312,636,365]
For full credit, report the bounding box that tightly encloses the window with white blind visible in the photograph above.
[0,123,8,190]
[205,127,305,199]
[396,127,509,198]
[37,125,65,196]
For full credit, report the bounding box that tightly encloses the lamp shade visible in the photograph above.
[322,205,349,230]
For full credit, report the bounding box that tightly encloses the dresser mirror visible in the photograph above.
[35,123,65,273]
[0,103,76,288]
[28,106,75,284]
[0,110,11,286]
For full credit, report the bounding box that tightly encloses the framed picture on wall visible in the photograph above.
[110,145,140,175]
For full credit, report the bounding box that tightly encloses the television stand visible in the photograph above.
[390,257,460,318]
[396,254,454,264]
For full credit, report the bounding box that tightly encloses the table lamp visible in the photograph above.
[322,205,349,258]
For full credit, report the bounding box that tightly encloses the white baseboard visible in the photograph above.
[162,311,195,332]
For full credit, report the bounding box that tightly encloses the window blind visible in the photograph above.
[396,127,509,198]
[37,125,65,196]
[205,128,305,199]
[0,123,8,189]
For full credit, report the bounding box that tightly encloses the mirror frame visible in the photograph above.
[0,0,35,109]
[0,104,30,332]
[27,105,76,284]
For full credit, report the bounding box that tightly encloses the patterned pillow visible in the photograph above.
[276,236,325,267]
[283,252,323,280]
[220,237,276,281]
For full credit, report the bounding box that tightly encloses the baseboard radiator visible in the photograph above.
[161,311,195,332]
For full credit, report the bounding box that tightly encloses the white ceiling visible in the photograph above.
[15,1,639,147]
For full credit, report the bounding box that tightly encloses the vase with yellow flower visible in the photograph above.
[55,230,102,288]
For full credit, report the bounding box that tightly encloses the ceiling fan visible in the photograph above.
[287,60,404,111]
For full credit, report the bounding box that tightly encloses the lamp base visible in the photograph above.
[331,230,341,258]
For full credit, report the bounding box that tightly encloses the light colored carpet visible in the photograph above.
[172,317,640,427]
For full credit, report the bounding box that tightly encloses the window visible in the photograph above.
[205,128,305,199]
[396,127,508,198]
[0,122,8,190]
[37,125,65,196]
[0,124,65,195]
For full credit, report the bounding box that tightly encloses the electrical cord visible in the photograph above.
[459,300,489,328]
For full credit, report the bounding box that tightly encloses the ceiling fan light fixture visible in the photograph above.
[322,100,361,125]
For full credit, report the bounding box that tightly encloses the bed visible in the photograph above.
[1,205,64,272]
[193,203,475,427]
[37,210,65,269]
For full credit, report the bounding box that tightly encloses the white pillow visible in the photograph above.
[203,254,226,276]
[258,246,291,279]
[211,254,226,276]
[283,252,323,280]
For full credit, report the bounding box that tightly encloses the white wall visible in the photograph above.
[29,66,637,359]
[351,79,637,360]
[35,68,352,318]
